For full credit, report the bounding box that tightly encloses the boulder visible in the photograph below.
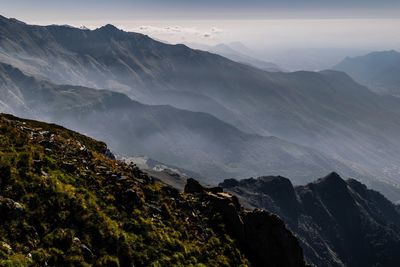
[184,178,205,194]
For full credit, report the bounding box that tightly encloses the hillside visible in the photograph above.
[0,113,307,267]
[220,173,400,267]
[333,50,400,96]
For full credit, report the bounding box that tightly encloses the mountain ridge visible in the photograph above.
[333,50,400,96]
[220,172,400,267]
[0,61,363,186]
[1,15,400,201]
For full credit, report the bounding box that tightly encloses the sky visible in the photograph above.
[2,0,400,69]
[3,0,400,19]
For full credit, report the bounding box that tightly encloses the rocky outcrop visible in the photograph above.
[220,172,400,267]
[185,178,306,267]
[220,176,299,223]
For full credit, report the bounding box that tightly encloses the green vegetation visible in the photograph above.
[0,114,249,267]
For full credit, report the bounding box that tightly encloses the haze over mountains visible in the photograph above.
[1,11,400,267]
[334,50,400,97]
[1,15,400,202]
[0,61,357,185]
[186,42,282,72]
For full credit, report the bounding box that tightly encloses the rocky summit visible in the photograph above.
[0,113,306,267]
[220,173,400,267]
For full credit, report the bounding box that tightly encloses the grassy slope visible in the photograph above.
[0,114,248,267]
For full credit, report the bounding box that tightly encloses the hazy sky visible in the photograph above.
[2,1,400,69]
[3,0,400,19]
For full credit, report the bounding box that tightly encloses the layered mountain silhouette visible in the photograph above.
[220,173,400,267]
[0,62,359,185]
[334,50,400,96]
[1,15,400,201]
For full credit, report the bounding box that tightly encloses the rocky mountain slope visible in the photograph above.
[333,50,400,96]
[1,15,400,200]
[220,173,400,267]
[0,61,362,185]
[0,113,307,267]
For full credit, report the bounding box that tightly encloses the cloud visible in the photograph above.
[133,25,225,40]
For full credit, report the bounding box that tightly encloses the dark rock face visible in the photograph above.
[184,178,206,194]
[241,210,305,267]
[221,176,299,222]
[185,178,306,267]
[220,172,400,267]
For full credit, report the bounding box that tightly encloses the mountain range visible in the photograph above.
[0,61,358,185]
[1,13,400,267]
[1,15,400,202]
[334,50,400,96]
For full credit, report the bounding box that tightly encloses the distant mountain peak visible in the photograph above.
[315,172,347,187]
[0,14,24,25]
[97,24,121,32]
[333,49,400,95]
[325,171,341,179]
